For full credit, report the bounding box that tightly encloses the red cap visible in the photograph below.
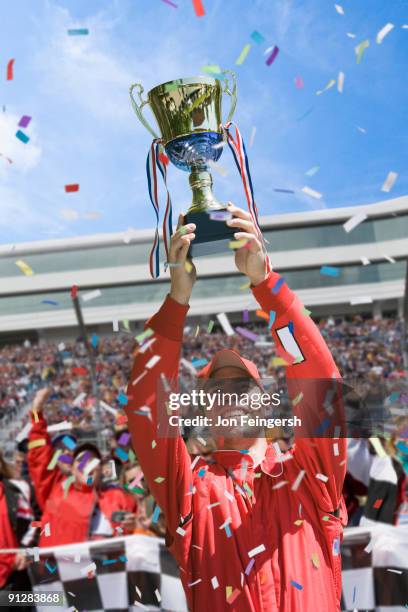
[197,349,260,381]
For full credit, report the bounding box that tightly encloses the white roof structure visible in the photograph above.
[0,195,407,334]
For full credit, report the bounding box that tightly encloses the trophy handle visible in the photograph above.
[129,83,159,139]
[221,70,237,124]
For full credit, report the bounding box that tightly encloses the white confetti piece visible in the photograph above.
[343,212,367,233]
[305,165,320,177]
[249,126,257,148]
[248,544,266,558]
[188,579,202,587]
[350,296,373,305]
[273,442,283,456]
[208,502,221,509]
[383,254,396,263]
[219,517,232,530]
[191,456,201,470]
[316,473,329,483]
[154,589,161,602]
[33,547,40,562]
[43,523,51,537]
[347,32,356,38]
[81,289,102,302]
[302,186,322,200]
[135,586,142,598]
[376,23,394,44]
[81,562,96,576]
[337,71,345,93]
[381,171,398,192]
[58,342,66,351]
[360,256,370,266]
[132,371,147,386]
[100,400,118,415]
[83,458,100,477]
[74,552,81,563]
[386,568,403,574]
[16,422,33,443]
[224,490,234,502]
[176,526,186,536]
[333,443,339,456]
[211,576,219,589]
[216,312,235,336]
[139,338,156,354]
[272,480,288,490]
[356,126,366,133]
[316,79,336,95]
[112,318,119,332]
[364,540,373,553]
[291,469,305,491]
[369,437,387,458]
[334,4,344,15]
[145,354,161,369]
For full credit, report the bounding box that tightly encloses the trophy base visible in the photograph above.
[184,209,236,258]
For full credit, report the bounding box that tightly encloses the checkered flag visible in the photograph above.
[28,535,187,611]
[341,523,408,611]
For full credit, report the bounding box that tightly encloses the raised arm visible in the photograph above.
[27,389,62,510]
[125,216,196,537]
[227,203,347,514]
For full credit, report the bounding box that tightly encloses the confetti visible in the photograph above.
[65,183,80,193]
[47,450,62,470]
[272,277,285,294]
[271,357,288,367]
[297,107,314,121]
[226,588,240,604]
[386,568,403,574]
[333,442,339,456]
[71,285,78,299]
[301,306,311,316]
[192,357,209,368]
[161,0,178,7]
[250,30,265,45]
[62,435,76,450]
[294,76,304,89]
[316,473,329,483]
[145,354,161,369]
[292,392,303,406]
[83,458,100,477]
[248,544,266,558]
[18,115,32,128]
[6,59,15,80]
[369,437,387,457]
[15,260,34,276]
[383,254,396,263]
[320,265,340,277]
[211,576,219,589]
[355,39,369,64]
[81,289,102,302]
[274,188,295,194]
[305,165,320,177]
[202,64,222,76]
[67,28,89,36]
[235,326,259,342]
[28,438,47,450]
[154,476,165,483]
[152,506,161,524]
[115,448,129,462]
[216,312,235,336]
[265,46,279,66]
[91,333,99,348]
[337,71,345,93]
[207,320,214,333]
[192,0,205,17]
[290,580,303,590]
[302,186,322,200]
[343,212,367,233]
[117,392,128,405]
[381,171,398,192]
[268,310,276,328]
[376,23,394,44]
[291,470,305,491]
[294,519,303,526]
[249,126,257,147]
[135,328,154,344]
[334,4,344,15]
[316,79,336,95]
[333,538,341,555]
[311,553,319,568]
[188,579,202,587]
[373,498,383,509]
[15,130,30,144]
[236,44,251,65]
[347,33,356,38]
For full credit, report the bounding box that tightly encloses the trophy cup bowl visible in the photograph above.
[130,71,238,257]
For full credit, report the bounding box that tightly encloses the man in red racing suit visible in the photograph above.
[126,203,347,611]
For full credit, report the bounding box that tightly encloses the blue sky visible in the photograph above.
[0,0,407,244]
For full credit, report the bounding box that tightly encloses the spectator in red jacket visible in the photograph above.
[27,389,137,547]
[126,204,347,612]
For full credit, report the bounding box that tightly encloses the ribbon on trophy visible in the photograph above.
[145,123,271,279]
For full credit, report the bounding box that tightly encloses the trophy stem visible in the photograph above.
[188,169,223,214]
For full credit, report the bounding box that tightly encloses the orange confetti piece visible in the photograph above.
[256,309,269,321]
[192,0,205,16]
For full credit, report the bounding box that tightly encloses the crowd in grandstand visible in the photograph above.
[0,313,407,596]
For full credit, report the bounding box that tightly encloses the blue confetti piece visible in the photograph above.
[41,299,59,306]
[250,30,265,44]
[67,28,89,36]
[45,561,57,574]
[288,321,294,334]
[239,449,250,454]
[297,107,314,121]
[16,130,30,144]
[119,555,128,563]
[315,416,331,435]
[114,447,129,462]
[192,358,209,368]
[87,476,93,485]
[290,580,303,590]
[102,559,117,565]
[117,392,128,405]
[152,505,161,524]
[268,311,276,329]
[320,265,340,277]
[198,467,206,478]
[91,333,99,348]
[272,277,285,294]
[62,435,76,450]
[388,391,400,402]
[225,524,232,538]
[352,586,356,603]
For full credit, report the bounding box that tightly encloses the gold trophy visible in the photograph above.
[130,71,237,257]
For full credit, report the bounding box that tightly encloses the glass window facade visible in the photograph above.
[0,214,407,277]
[0,261,404,317]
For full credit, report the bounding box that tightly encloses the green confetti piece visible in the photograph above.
[301,307,312,316]
[152,440,157,449]
[207,320,215,333]
[202,64,222,75]
[135,328,154,344]
[322,515,330,521]
[236,43,251,65]
[154,476,165,483]
[128,449,136,462]
[355,39,369,64]
[63,475,75,498]
[243,482,253,497]
[123,319,130,331]
[47,449,62,470]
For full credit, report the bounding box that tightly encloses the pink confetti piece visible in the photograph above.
[295,76,304,89]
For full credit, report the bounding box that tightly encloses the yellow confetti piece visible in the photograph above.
[229,239,248,249]
[271,357,288,367]
[294,519,304,526]
[311,553,319,568]
[236,43,251,65]
[28,438,47,450]
[240,281,251,290]
[154,476,165,483]
[194,325,200,337]
[316,79,336,95]
[355,39,369,64]
[226,586,233,599]
[292,392,303,406]
[185,260,193,273]
[16,259,34,276]
[301,306,312,316]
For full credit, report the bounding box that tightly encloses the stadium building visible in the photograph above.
[0,195,407,344]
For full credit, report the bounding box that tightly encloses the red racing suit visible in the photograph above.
[28,414,136,547]
[126,271,347,611]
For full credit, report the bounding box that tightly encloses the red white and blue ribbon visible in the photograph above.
[146,140,173,278]
[223,121,271,275]
[145,123,270,278]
